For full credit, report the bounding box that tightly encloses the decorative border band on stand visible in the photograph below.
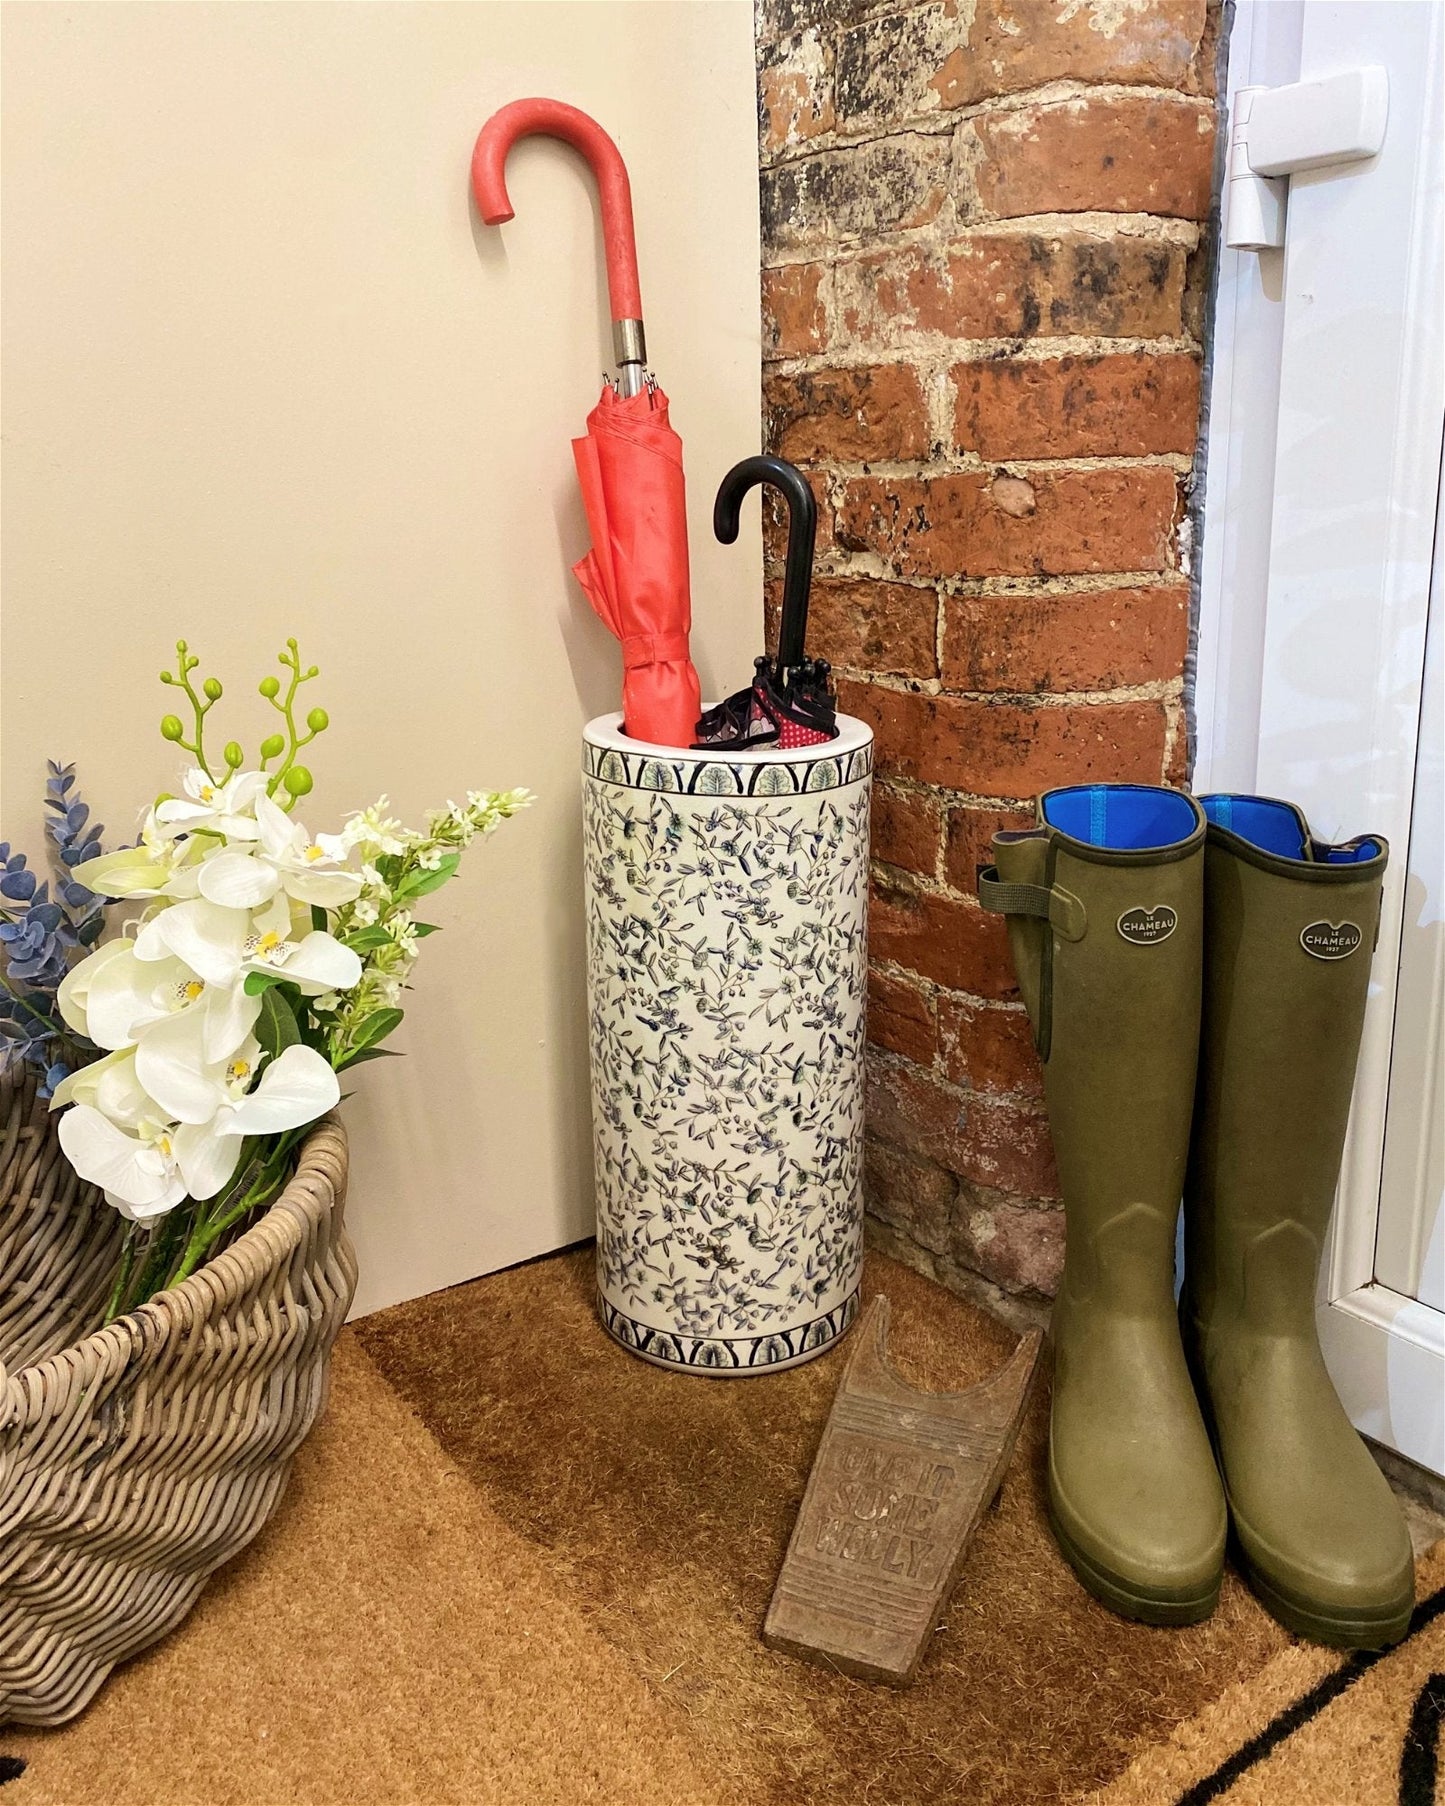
[582,741,874,797]
[599,1292,860,1372]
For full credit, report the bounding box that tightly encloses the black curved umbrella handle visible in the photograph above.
[714,456,816,674]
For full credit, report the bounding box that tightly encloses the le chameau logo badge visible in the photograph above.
[1300,920,1363,961]
[1117,904,1177,946]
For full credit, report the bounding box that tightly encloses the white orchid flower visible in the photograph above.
[214,1043,340,1137]
[58,1104,202,1219]
[197,791,361,912]
[59,934,259,1061]
[130,1042,339,1197]
[136,1014,265,1126]
[134,894,362,997]
[49,1045,152,1125]
[71,819,202,900]
[153,769,268,842]
[57,938,134,1039]
[56,1042,338,1216]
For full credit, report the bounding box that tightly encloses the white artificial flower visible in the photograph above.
[153,769,268,842]
[344,799,406,858]
[49,1045,152,1126]
[58,1104,197,1220]
[350,898,379,928]
[197,791,362,912]
[71,819,201,900]
[135,1010,264,1125]
[214,1043,340,1137]
[57,938,135,1039]
[133,894,361,998]
[56,1043,340,1215]
[61,934,260,1061]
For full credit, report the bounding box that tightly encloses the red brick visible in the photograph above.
[836,467,1179,580]
[840,680,1169,795]
[863,1137,957,1258]
[836,235,1190,347]
[835,0,1205,124]
[806,577,938,679]
[766,363,930,464]
[761,136,951,252]
[943,803,1034,891]
[830,0,1199,123]
[964,0,1205,101]
[758,29,835,155]
[941,583,1190,693]
[938,995,1044,1099]
[953,353,1202,459]
[871,781,942,877]
[866,1055,1057,1197]
[867,967,938,1064]
[954,1197,1065,1295]
[973,97,1216,221]
[868,871,1016,997]
[762,262,830,360]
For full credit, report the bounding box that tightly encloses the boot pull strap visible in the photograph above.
[977,868,1086,941]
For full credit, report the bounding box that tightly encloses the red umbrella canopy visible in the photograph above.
[572,383,701,749]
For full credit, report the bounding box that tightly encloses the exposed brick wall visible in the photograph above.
[756,0,1221,1323]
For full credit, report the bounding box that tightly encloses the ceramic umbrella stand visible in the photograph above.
[582,712,873,1374]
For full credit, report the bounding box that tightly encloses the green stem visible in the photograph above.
[103,1223,141,1324]
[168,1132,302,1289]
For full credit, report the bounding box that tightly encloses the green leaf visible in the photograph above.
[396,854,461,900]
[256,986,301,1058]
[411,922,441,938]
[311,904,327,933]
[346,1006,403,1055]
[342,926,393,952]
[375,853,405,887]
[244,969,287,997]
[335,1045,404,1071]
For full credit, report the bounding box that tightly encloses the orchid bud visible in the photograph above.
[203,677,223,701]
[259,676,281,699]
[260,733,285,761]
[160,715,184,742]
[306,707,329,733]
[283,765,313,798]
[223,741,244,769]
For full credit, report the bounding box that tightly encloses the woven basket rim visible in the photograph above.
[0,1072,347,1418]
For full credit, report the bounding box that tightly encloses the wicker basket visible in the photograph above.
[0,1073,356,1726]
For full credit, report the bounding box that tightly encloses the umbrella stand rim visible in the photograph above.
[583,710,874,765]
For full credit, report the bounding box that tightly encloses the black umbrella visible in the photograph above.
[693,456,838,751]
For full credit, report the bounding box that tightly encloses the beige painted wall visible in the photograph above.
[1,1,762,1315]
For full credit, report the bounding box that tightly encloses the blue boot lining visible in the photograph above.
[1042,785,1197,851]
[1200,794,1380,863]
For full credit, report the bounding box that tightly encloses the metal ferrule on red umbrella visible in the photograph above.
[472,98,650,399]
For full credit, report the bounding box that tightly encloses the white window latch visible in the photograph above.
[1226,67,1390,252]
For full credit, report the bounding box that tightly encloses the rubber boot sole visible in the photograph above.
[1048,1500,1221,1627]
[1232,1540,1413,1651]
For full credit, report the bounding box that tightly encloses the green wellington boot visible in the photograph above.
[981,785,1226,1624]
[1183,796,1414,1650]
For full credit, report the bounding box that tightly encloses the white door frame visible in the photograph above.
[1194,0,1445,1474]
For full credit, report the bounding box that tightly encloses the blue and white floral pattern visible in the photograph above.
[583,719,872,1375]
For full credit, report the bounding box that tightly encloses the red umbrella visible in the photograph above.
[472,99,702,749]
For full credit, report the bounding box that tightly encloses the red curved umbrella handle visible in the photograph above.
[471,98,643,326]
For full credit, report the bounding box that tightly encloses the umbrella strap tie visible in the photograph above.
[622,631,691,670]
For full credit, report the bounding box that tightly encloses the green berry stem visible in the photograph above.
[158,639,224,778]
[260,638,327,810]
